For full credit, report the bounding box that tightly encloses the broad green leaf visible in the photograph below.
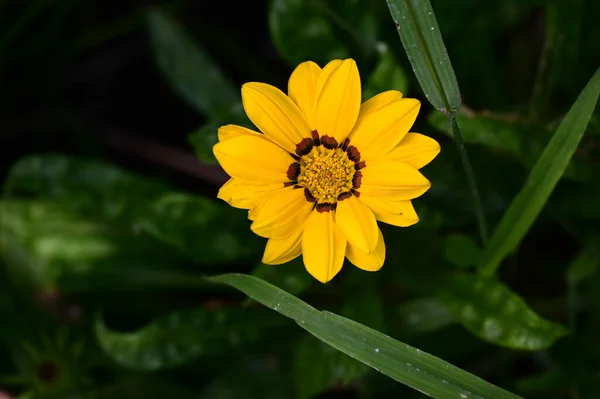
[0,200,182,290]
[438,273,568,350]
[294,335,368,399]
[478,68,600,276]
[210,274,522,399]
[3,155,169,223]
[147,10,239,118]
[392,263,566,350]
[137,193,263,264]
[443,234,481,268]
[95,308,283,371]
[269,0,349,66]
[363,45,408,100]
[397,298,455,335]
[386,0,461,113]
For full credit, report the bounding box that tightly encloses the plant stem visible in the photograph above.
[449,115,488,245]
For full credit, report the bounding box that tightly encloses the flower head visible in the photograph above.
[213,59,440,283]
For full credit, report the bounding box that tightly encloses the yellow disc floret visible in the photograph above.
[298,146,355,204]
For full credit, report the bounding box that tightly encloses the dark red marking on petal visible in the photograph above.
[337,191,352,201]
[320,135,338,150]
[346,145,361,162]
[287,162,301,180]
[295,138,314,156]
[354,161,366,170]
[352,171,362,189]
[351,189,360,197]
[316,202,337,212]
[311,130,321,146]
[340,138,350,151]
[304,188,316,202]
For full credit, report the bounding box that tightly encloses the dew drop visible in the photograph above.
[431,26,435,30]
[375,348,380,353]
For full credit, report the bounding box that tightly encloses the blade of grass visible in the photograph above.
[386,0,487,243]
[210,274,522,399]
[478,68,600,276]
[385,0,460,114]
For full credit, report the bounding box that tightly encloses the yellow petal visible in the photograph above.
[360,159,431,201]
[217,178,281,210]
[242,82,311,153]
[346,228,385,271]
[302,210,347,283]
[213,135,293,184]
[359,195,419,227]
[314,59,361,142]
[385,133,441,169]
[288,61,321,129]
[262,219,304,264]
[251,187,313,238]
[217,124,262,142]
[349,98,420,161]
[357,90,403,116]
[335,195,378,254]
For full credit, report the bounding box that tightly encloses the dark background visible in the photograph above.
[1,0,600,398]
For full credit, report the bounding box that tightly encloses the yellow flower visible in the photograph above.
[213,59,440,283]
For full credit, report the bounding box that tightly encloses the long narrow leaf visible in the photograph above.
[210,274,522,399]
[478,68,600,276]
[147,10,239,118]
[386,0,461,113]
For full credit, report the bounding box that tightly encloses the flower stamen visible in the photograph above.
[287,130,364,212]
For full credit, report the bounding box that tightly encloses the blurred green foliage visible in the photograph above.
[2,0,600,398]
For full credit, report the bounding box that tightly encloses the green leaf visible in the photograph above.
[443,234,481,268]
[3,155,169,223]
[269,0,350,66]
[294,335,368,399]
[477,68,600,276]
[363,45,408,100]
[397,298,455,335]
[0,200,183,290]
[210,274,522,399]
[386,0,461,113]
[95,307,283,371]
[137,193,263,264]
[147,10,239,118]
[438,273,568,350]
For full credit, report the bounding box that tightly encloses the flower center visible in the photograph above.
[286,130,365,212]
[298,146,355,204]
